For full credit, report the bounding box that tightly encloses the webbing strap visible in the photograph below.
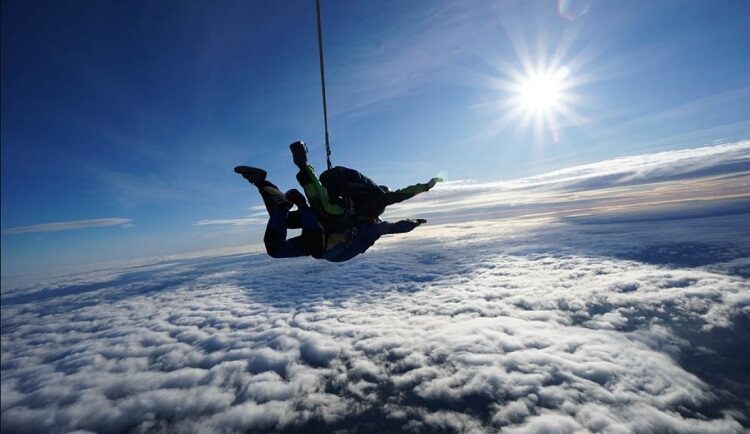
[316,0,332,170]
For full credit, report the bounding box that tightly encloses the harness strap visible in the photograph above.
[316,0,333,170]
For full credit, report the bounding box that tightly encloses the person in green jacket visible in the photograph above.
[233,165,427,261]
[289,140,441,228]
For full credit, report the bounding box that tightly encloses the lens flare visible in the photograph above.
[558,0,591,21]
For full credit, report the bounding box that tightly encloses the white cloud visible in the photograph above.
[194,217,267,227]
[2,218,132,235]
[2,142,749,433]
[383,140,750,222]
[2,211,748,433]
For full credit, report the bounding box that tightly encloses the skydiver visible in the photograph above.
[288,140,442,227]
[233,166,427,261]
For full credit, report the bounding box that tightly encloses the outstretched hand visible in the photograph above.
[386,218,427,234]
[426,177,444,190]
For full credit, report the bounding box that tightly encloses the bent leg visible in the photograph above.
[264,209,308,258]
[267,234,308,258]
[255,179,295,217]
[286,210,302,229]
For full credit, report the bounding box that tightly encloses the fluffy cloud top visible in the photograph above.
[2,142,749,433]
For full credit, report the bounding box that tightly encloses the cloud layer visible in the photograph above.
[383,140,750,222]
[2,142,749,433]
[2,213,749,433]
[2,218,132,235]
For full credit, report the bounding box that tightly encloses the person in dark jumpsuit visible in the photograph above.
[233,165,427,261]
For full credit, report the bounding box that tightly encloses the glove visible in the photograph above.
[426,177,443,190]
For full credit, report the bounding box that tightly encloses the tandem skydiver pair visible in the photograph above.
[234,141,441,262]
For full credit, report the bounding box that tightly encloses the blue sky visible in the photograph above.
[2,0,749,275]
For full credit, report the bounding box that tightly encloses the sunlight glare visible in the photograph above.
[481,35,592,145]
[498,64,578,143]
[518,72,563,113]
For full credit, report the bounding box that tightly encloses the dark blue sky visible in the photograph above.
[2,0,749,273]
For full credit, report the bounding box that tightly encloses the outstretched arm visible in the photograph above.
[387,177,442,205]
[378,218,427,235]
[395,177,442,196]
[324,219,425,263]
[361,178,442,216]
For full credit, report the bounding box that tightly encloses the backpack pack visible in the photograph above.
[319,166,386,216]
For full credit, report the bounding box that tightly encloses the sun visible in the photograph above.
[478,37,592,145]
[517,71,564,113]
[498,64,578,143]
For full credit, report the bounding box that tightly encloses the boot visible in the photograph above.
[234,166,267,185]
[290,140,308,168]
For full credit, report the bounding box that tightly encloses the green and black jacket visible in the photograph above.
[295,164,437,228]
